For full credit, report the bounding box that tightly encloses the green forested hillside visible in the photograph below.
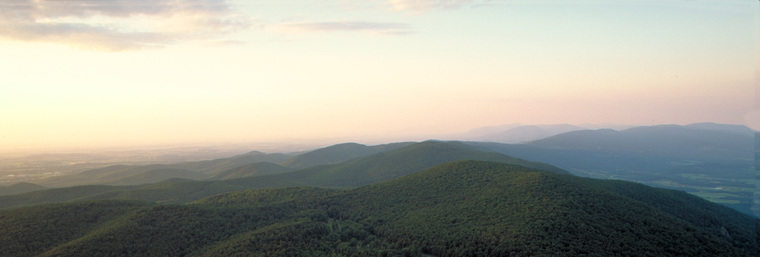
[0,185,132,209]
[334,161,758,256]
[209,162,291,180]
[0,182,47,196]
[31,142,407,187]
[107,168,208,185]
[222,140,567,189]
[1,161,756,257]
[0,141,566,209]
[279,142,414,169]
[0,179,247,209]
[0,200,152,257]
[279,142,380,169]
[472,124,756,216]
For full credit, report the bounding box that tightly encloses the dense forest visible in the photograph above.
[1,161,757,256]
[0,125,757,256]
[4,124,753,218]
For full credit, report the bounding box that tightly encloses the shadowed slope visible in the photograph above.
[0,182,47,196]
[209,162,291,180]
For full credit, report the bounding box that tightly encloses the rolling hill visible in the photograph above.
[332,160,759,256]
[280,142,382,169]
[0,141,565,209]
[30,142,410,188]
[471,123,757,216]
[1,161,756,256]
[8,124,755,218]
[527,123,752,160]
[219,140,568,189]
[0,182,47,196]
[209,162,291,180]
[35,151,293,187]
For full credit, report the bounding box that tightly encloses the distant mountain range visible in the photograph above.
[0,161,756,256]
[466,123,586,143]
[24,142,414,188]
[2,123,755,217]
[0,141,566,209]
[528,123,753,159]
[459,122,752,144]
[0,124,758,256]
[471,122,756,216]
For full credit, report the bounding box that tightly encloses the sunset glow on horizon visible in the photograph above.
[0,0,756,153]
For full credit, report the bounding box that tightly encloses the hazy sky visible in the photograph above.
[0,0,757,152]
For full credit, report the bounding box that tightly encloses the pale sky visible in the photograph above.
[0,0,757,153]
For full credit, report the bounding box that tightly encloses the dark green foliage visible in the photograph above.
[36,205,241,257]
[597,180,758,250]
[0,184,130,209]
[0,160,756,256]
[192,187,337,207]
[81,179,249,204]
[279,143,383,169]
[192,219,408,257]
[0,200,150,257]
[0,179,251,209]
[210,162,291,180]
[108,168,207,185]
[335,161,758,257]
[172,152,293,175]
[278,142,414,170]
[223,141,567,189]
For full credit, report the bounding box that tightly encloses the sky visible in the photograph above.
[0,0,757,153]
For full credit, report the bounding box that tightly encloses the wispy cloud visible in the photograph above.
[0,0,252,51]
[387,0,490,12]
[329,0,495,14]
[273,21,415,35]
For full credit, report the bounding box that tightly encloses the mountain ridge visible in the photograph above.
[472,123,756,216]
[2,160,755,256]
[0,141,565,209]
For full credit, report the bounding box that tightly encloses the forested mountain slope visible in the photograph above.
[219,140,567,189]
[471,124,757,216]
[0,182,47,196]
[0,141,564,209]
[1,161,756,257]
[209,162,292,180]
[334,161,758,256]
[279,142,412,169]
